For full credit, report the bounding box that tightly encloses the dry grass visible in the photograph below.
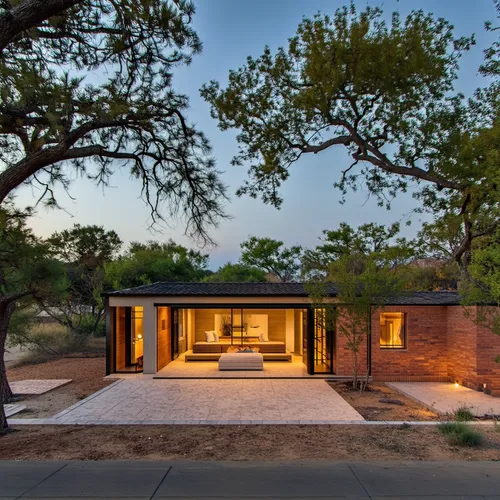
[2,424,500,461]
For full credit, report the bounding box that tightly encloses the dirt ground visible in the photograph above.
[329,381,440,421]
[1,424,500,461]
[7,356,111,418]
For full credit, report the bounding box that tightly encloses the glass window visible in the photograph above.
[380,312,406,349]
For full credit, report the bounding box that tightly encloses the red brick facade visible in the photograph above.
[334,305,500,397]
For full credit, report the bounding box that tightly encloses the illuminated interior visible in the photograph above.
[380,312,406,349]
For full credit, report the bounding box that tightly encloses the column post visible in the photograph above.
[142,301,157,374]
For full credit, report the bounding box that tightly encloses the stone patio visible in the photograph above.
[10,379,72,395]
[155,355,325,378]
[51,378,364,424]
[388,382,500,417]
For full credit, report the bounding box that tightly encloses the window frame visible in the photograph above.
[379,312,407,350]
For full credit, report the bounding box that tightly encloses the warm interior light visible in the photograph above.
[137,334,143,340]
[454,382,459,387]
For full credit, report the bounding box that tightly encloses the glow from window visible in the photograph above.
[380,312,406,349]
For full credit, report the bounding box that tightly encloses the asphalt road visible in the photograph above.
[1,460,500,499]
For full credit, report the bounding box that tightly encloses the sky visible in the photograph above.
[15,0,497,269]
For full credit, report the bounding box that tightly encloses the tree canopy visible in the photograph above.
[0,0,227,242]
[203,262,267,283]
[105,239,210,289]
[48,224,122,269]
[301,222,412,279]
[202,3,498,265]
[240,236,302,282]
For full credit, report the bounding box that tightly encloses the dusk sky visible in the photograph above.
[17,0,496,269]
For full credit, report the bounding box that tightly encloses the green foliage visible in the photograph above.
[302,222,414,280]
[0,203,67,302]
[240,236,302,282]
[454,406,475,422]
[203,263,267,283]
[0,0,227,242]
[47,224,122,269]
[438,422,483,447]
[105,239,210,289]
[309,246,405,389]
[202,2,498,268]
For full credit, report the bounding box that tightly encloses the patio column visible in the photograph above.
[142,301,157,374]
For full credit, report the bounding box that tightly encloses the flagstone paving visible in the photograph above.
[50,379,364,424]
[10,379,72,395]
[388,382,500,417]
[4,403,26,417]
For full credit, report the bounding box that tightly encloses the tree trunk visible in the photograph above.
[0,298,15,434]
[0,0,81,53]
[0,299,15,403]
[0,400,7,435]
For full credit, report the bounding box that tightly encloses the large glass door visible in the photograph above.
[312,308,334,374]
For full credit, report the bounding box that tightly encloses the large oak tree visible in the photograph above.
[202,4,498,270]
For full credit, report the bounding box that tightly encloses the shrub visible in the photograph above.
[447,427,483,447]
[438,422,483,447]
[454,406,474,422]
[438,422,467,436]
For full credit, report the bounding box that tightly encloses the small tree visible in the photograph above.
[310,252,405,390]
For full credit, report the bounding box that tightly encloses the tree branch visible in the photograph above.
[0,0,80,52]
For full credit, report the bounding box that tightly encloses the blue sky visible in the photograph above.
[17,0,496,269]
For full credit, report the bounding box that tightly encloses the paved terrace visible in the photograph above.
[45,379,365,424]
[388,382,500,416]
[2,461,500,499]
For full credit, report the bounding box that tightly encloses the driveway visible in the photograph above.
[51,379,364,424]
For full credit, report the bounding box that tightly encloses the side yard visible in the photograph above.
[7,355,111,418]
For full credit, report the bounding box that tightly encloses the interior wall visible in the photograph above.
[157,306,171,370]
[115,306,127,371]
[194,308,287,343]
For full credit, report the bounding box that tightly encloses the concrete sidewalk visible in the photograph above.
[1,460,500,499]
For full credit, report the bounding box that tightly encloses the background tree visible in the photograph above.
[105,240,209,290]
[301,222,412,280]
[41,224,123,337]
[239,236,302,282]
[0,0,227,242]
[202,4,497,270]
[203,262,267,282]
[0,203,65,433]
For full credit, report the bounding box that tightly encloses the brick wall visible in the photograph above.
[370,306,449,382]
[335,309,369,377]
[446,306,479,390]
[447,306,500,396]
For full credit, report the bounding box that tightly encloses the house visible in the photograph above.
[103,282,500,396]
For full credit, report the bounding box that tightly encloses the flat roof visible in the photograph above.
[104,282,461,305]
